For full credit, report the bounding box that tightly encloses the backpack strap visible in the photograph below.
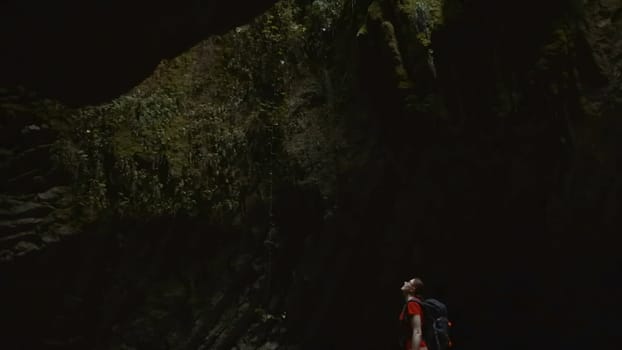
[407,298,422,309]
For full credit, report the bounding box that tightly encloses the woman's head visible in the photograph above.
[401,277,424,296]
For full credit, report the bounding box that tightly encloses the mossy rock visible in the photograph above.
[363,1,414,90]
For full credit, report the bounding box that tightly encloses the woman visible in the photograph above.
[399,278,428,350]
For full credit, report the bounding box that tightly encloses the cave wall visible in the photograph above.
[1,0,621,350]
[284,0,622,349]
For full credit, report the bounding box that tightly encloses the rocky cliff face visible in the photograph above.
[1,0,621,349]
[0,97,84,262]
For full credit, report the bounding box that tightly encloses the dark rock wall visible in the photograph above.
[284,1,622,349]
[1,0,621,350]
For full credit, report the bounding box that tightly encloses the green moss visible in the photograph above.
[364,1,414,89]
[395,0,443,47]
[51,0,345,219]
[397,0,443,24]
[367,1,384,23]
[356,24,368,37]
[160,114,192,178]
[381,21,413,89]
[537,23,573,71]
[112,129,143,158]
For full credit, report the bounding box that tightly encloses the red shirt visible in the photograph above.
[399,299,428,350]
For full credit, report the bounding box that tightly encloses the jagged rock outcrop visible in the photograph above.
[0,96,87,262]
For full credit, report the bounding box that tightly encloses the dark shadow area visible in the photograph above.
[0,0,276,105]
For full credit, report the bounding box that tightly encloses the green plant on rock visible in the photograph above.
[53,0,347,220]
[397,0,443,47]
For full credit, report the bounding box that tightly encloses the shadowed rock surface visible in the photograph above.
[1,0,621,349]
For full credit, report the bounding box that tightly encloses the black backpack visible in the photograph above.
[400,298,452,350]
